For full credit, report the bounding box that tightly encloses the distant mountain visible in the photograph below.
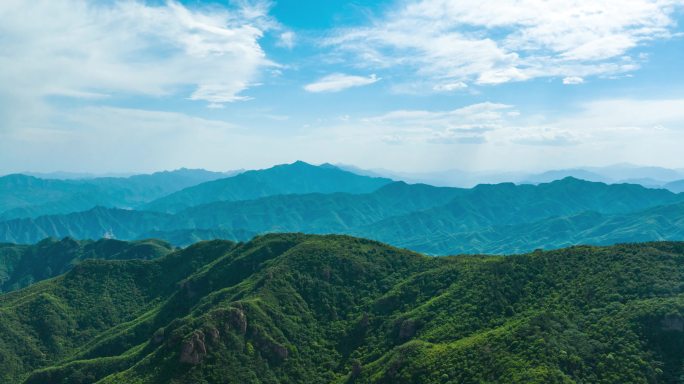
[342,163,684,189]
[0,237,172,293]
[665,179,684,193]
[523,164,684,186]
[143,161,394,213]
[390,202,684,255]
[0,207,171,243]
[1,177,682,254]
[1,235,682,383]
[0,181,462,246]
[0,169,229,220]
[521,169,610,184]
[357,177,684,248]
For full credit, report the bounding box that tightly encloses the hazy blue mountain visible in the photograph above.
[0,175,113,220]
[0,169,230,220]
[384,202,684,255]
[0,207,171,244]
[0,181,462,246]
[345,163,684,189]
[143,161,394,213]
[83,168,235,207]
[169,181,466,234]
[1,177,682,254]
[523,164,684,186]
[355,177,684,253]
[521,169,610,184]
[665,179,684,193]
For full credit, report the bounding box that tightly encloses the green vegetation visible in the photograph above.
[0,237,173,292]
[0,234,682,383]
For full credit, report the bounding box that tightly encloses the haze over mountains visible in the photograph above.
[0,169,232,220]
[2,161,684,255]
[338,163,684,189]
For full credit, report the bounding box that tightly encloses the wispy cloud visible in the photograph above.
[359,102,516,144]
[0,0,275,105]
[304,73,380,93]
[562,76,585,85]
[326,0,684,89]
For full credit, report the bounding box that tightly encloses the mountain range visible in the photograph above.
[342,163,684,189]
[0,169,231,220]
[0,234,681,383]
[1,161,683,255]
[0,237,172,293]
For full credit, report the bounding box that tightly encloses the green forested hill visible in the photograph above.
[0,237,173,292]
[0,234,682,383]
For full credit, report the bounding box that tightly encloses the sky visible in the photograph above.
[1,0,684,174]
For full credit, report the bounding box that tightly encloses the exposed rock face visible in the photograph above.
[227,308,247,334]
[179,331,207,365]
[257,340,289,361]
[272,343,289,360]
[152,328,165,345]
[661,315,684,331]
[207,326,220,343]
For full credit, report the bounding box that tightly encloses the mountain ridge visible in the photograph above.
[0,234,681,383]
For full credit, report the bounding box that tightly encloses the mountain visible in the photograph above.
[0,181,462,246]
[390,202,684,255]
[0,234,682,383]
[0,178,682,254]
[0,207,172,244]
[358,177,684,253]
[666,179,684,193]
[346,163,684,189]
[143,161,394,213]
[0,237,172,293]
[521,169,610,184]
[523,164,684,187]
[0,169,229,220]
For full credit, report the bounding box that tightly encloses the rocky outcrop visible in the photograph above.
[207,326,220,343]
[179,331,207,365]
[227,307,248,334]
[152,328,165,345]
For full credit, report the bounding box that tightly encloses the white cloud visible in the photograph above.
[278,31,296,48]
[563,76,585,85]
[304,73,380,93]
[359,102,515,144]
[433,82,468,91]
[0,0,274,105]
[0,106,291,173]
[327,0,684,89]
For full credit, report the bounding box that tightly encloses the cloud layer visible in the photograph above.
[327,0,684,89]
[0,0,274,104]
[304,73,380,93]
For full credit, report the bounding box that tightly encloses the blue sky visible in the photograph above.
[1,0,684,173]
